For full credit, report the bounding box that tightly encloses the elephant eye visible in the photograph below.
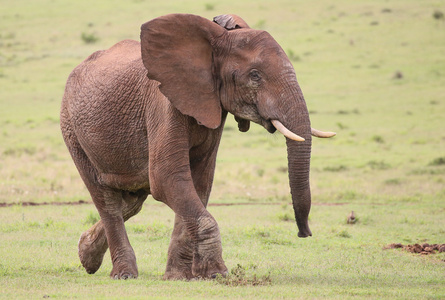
[249,70,262,82]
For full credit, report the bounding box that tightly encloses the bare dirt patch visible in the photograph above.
[0,200,90,207]
[384,243,445,256]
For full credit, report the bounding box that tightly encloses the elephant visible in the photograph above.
[60,13,335,280]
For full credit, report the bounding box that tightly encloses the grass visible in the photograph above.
[0,201,444,298]
[0,0,444,298]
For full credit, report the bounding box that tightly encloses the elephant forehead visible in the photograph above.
[227,31,289,66]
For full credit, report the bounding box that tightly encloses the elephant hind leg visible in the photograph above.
[79,220,108,274]
[62,107,143,278]
[61,109,109,274]
[78,189,148,275]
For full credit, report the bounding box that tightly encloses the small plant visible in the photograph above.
[433,10,444,20]
[367,160,391,170]
[323,165,348,172]
[3,145,37,157]
[336,109,360,115]
[256,168,264,177]
[393,71,403,79]
[204,3,215,11]
[83,211,99,225]
[129,224,146,234]
[277,166,287,173]
[244,226,270,238]
[57,263,81,273]
[336,190,359,201]
[429,157,445,166]
[337,230,351,238]
[371,135,385,144]
[337,110,350,115]
[146,221,170,240]
[336,122,348,130]
[215,264,272,286]
[0,264,10,276]
[255,19,266,29]
[287,49,300,62]
[81,32,99,44]
[44,218,54,228]
[384,178,402,185]
[277,212,293,222]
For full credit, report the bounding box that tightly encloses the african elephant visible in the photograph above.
[60,13,335,280]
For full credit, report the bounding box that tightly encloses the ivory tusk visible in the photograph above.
[271,120,305,142]
[311,128,336,138]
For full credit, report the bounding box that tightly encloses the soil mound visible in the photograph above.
[384,243,445,255]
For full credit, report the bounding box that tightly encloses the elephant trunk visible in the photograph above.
[271,87,313,237]
[286,133,312,238]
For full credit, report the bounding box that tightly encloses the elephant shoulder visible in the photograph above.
[69,40,143,81]
[80,40,139,64]
[95,39,141,65]
[108,39,141,57]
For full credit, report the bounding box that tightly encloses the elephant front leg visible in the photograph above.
[190,213,227,279]
[164,214,226,280]
[162,202,226,280]
[162,149,226,279]
[148,115,227,279]
[163,215,194,280]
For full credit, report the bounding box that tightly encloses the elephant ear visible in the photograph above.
[213,14,250,30]
[214,14,252,132]
[140,14,226,129]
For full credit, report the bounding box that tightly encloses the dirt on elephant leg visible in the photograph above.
[163,264,193,281]
[164,214,227,280]
[163,240,194,280]
[190,215,228,279]
[163,215,194,280]
[78,220,109,274]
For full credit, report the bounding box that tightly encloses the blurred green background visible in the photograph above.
[1,0,444,206]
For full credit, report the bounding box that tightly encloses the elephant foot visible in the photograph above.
[192,254,228,279]
[110,267,138,280]
[163,266,193,281]
[163,215,227,280]
[78,220,108,274]
[163,259,226,280]
[191,215,228,279]
[109,246,138,279]
[163,237,194,280]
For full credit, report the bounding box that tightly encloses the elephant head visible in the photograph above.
[140,14,335,238]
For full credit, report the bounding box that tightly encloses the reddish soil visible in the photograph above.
[384,243,445,256]
[0,200,90,207]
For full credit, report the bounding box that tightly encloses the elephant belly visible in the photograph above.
[80,125,150,191]
[72,105,150,191]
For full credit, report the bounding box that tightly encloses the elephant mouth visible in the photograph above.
[263,119,277,134]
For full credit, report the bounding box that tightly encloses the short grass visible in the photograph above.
[1,0,444,298]
[1,201,444,299]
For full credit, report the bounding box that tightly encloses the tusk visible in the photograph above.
[271,120,305,142]
[311,128,336,138]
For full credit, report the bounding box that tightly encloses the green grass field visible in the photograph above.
[1,0,444,298]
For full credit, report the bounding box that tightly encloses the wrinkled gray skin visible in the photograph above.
[61,14,318,280]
